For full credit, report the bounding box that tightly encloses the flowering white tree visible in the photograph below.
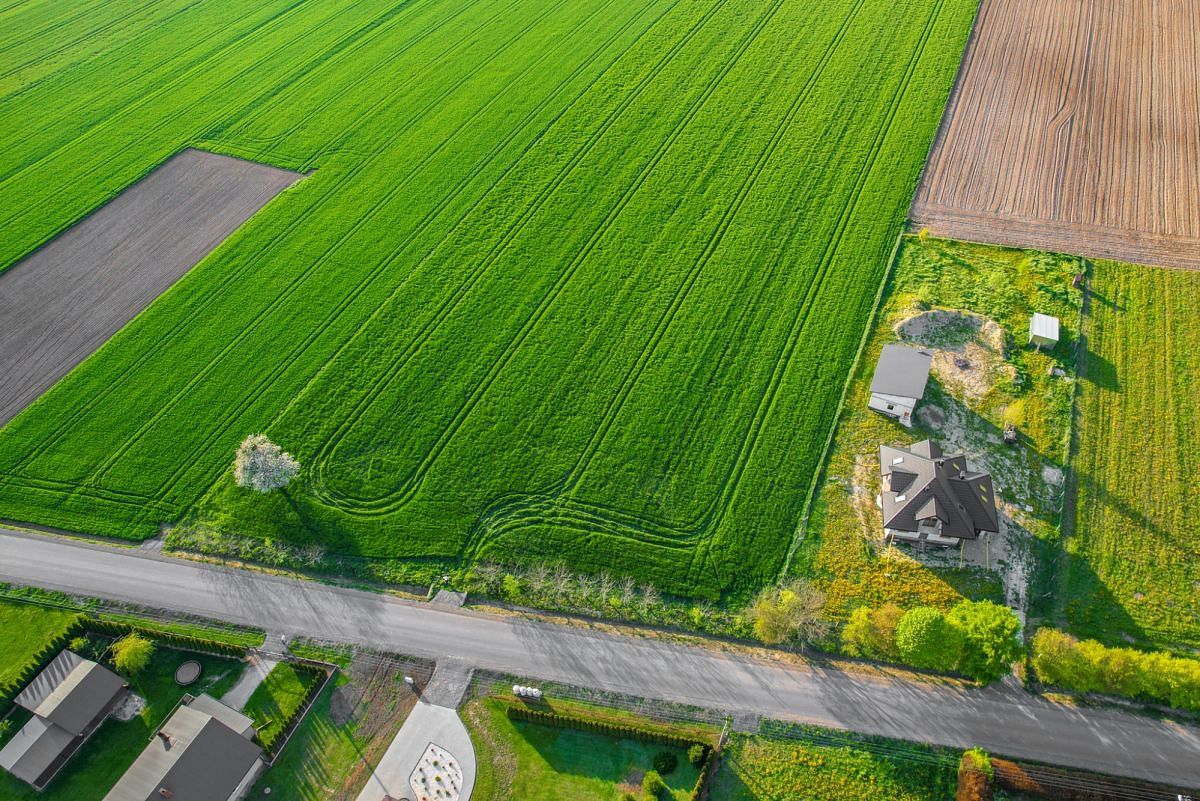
[233,434,299,493]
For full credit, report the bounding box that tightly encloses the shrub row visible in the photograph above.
[0,614,87,714]
[842,600,1022,683]
[258,664,326,754]
[1030,628,1200,712]
[504,705,713,800]
[84,618,247,658]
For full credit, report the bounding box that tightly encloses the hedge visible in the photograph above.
[84,618,247,658]
[255,663,327,754]
[504,705,714,800]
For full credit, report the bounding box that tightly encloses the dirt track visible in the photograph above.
[0,149,300,427]
[911,0,1200,268]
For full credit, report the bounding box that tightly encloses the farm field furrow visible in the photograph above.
[0,0,975,598]
[911,0,1200,269]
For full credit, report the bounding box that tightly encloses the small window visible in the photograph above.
[891,457,904,465]
[886,404,894,411]
[896,494,906,502]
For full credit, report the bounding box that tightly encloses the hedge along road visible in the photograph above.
[0,528,1197,790]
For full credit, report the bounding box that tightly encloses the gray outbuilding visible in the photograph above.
[1028,313,1060,349]
[868,344,933,428]
[0,649,127,790]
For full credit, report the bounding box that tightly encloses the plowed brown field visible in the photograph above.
[911,0,1200,268]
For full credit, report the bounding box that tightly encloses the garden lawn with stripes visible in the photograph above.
[0,0,976,600]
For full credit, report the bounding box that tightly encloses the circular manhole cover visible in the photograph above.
[175,660,202,686]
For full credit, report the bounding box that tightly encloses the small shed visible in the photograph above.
[868,344,933,428]
[1028,313,1059,349]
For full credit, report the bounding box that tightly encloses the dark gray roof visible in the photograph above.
[103,695,262,801]
[0,716,75,786]
[879,440,999,539]
[13,651,126,736]
[869,344,932,399]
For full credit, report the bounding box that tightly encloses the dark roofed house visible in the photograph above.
[879,439,998,546]
[0,650,127,790]
[103,693,262,801]
[868,344,933,428]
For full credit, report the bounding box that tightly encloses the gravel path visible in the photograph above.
[0,149,301,426]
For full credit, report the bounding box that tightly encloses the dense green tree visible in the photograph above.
[841,603,902,660]
[895,607,962,670]
[947,600,1022,682]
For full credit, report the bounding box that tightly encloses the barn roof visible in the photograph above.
[869,344,933,400]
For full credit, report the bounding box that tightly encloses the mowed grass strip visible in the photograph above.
[1062,263,1200,650]
[0,0,976,598]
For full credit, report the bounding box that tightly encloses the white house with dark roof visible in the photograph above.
[879,439,998,546]
[103,693,263,801]
[0,649,127,790]
[868,344,932,428]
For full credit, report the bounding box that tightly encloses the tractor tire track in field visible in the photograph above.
[205,0,495,157]
[466,0,949,567]
[0,0,326,194]
[307,0,783,513]
[79,0,579,492]
[0,0,201,90]
[301,0,745,504]
[13,0,579,476]
[150,0,661,502]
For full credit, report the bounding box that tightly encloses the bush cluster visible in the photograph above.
[1030,628,1200,712]
[843,600,1021,682]
[504,705,713,800]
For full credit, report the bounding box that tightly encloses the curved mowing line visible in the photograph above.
[148,0,655,504]
[469,0,951,569]
[306,0,778,512]
[12,0,575,474]
[301,0,742,504]
[81,0,576,490]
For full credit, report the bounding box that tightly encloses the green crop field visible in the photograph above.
[0,0,975,598]
[1058,262,1200,650]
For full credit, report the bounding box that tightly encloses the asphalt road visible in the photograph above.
[1,527,1197,789]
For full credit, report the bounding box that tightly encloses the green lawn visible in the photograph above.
[711,729,956,801]
[243,661,322,749]
[793,236,1082,617]
[0,0,975,599]
[251,665,417,801]
[0,598,81,687]
[465,698,701,800]
[0,643,244,800]
[1059,262,1200,649]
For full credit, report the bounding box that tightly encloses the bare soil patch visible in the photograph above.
[0,149,301,426]
[911,0,1200,268]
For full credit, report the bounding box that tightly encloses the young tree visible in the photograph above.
[895,606,962,670]
[234,434,300,493]
[947,600,1022,682]
[747,579,828,645]
[841,603,903,660]
[1030,628,1099,692]
[111,632,155,674]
